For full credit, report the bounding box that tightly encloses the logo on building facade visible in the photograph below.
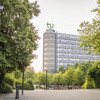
[47,22,54,29]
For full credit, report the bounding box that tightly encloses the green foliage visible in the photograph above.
[65,64,72,70]
[82,76,95,89]
[47,74,53,85]
[24,81,34,90]
[88,61,100,88]
[34,61,94,87]
[0,0,40,82]
[64,67,75,85]
[35,72,53,86]
[14,70,21,79]
[15,80,34,90]
[27,79,34,90]
[74,62,80,68]
[34,61,100,89]
[74,67,84,85]
[0,82,13,94]
[58,65,65,73]
[79,61,93,74]
[5,72,15,79]
[77,0,100,54]
[52,72,61,85]
[24,67,35,81]
[60,73,67,85]
[36,72,46,85]
[3,75,15,88]
[74,61,93,85]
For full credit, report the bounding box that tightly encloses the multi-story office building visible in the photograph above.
[43,29,100,74]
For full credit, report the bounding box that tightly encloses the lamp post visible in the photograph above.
[58,75,60,89]
[45,68,48,90]
[22,65,24,95]
[51,81,52,90]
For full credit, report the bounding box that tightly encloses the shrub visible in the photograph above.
[88,61,100,88]
[15,80,34,90]
[24,82,31,90]
[0,82,13,94]
[82,76,95,89]
[27,79,34,90]
[3,76,15,88]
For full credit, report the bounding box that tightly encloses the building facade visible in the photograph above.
[43,29,100,74]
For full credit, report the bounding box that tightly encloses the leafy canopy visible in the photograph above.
[77,0,100,54]
[0,0,40,81]
[58,65,65,73]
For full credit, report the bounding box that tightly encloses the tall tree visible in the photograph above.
[74,61,93,85]
[74,67,84,85]
[64,67,75,86]
[77,0,100,54]
[24,67,35,81]
[0,0,40,82]
[74,62,80,68]
[36,72,46,85]
[52,72,62,85]
[88,61,100,88]
[58,65,65,73]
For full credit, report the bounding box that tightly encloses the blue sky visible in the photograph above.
[29,0,97,73]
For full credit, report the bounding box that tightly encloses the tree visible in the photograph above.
[52,72,62,85]
[74,62,80,68]
[35,72,52,86]
[88,60,100,88]
[74,61,93,85]
[77,0,100,54]
[0,0,40,82]
[47,74,53,85]
[65,64,72,70]
[79,61,93,76]
[58,65,65,73]
[82,75,95,89]
[74,67,84,85]
[14,70,21,79]
[64,67,75,86]
[36,72,46,85]
[24,67,35,81]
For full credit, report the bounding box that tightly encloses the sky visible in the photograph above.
[29,0,97,73]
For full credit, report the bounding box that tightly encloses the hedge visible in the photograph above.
[0,82,13,94]
[15,80,34,90]
[3,76,15,88]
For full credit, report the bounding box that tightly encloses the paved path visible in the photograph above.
[0,89,100,100]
